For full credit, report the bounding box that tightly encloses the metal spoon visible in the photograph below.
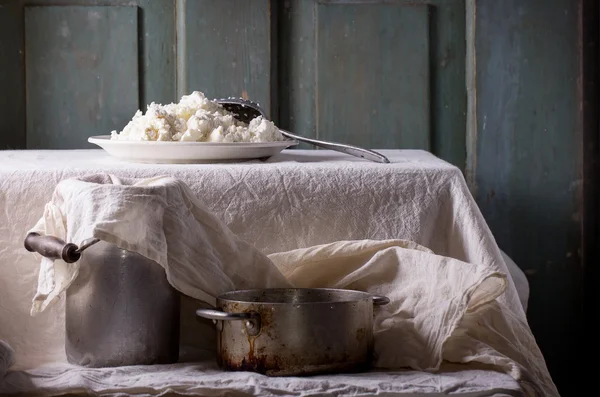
[216,97,390,164]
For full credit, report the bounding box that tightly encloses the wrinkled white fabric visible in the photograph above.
[28,174,291,314]
[0,361,523,397]
[500,250,529,313]
[0,149,553,397]
[269,240,548,395]
[20,174,554,397]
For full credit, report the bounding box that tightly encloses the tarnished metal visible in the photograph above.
[196,288,388,376]
[195,308,261,336]
[64,240,180,367]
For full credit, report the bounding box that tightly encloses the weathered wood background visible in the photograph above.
[473,2,597,395]
[0,1,597,396]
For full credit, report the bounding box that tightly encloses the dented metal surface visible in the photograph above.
[198,288,387,376]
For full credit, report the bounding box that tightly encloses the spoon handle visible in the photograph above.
[279,130,390,164]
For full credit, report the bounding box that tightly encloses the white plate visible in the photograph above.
[88,135,299,164]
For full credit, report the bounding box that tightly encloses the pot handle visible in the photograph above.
[24,233,100,263]
[196,309,261,336]
[195,309,259,321]
[24,233,81,263]
[372,295,390,306]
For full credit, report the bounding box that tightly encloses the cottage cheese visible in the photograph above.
[110,91,284,143]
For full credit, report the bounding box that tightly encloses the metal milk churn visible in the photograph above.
[25,233,180,367]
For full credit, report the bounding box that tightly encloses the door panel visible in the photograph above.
[183,0,274,118]
[277,0,466,163]
[0,1,25,149]
[0,0,176,150]
[472,1,586,394]
[25,5,139,149]
[316,1,430,149]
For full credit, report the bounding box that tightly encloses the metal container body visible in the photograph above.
[65,241,180,367]
[214,288,376,376]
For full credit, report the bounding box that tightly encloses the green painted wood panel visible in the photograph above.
[0,0,176,150]
[316,1,430,149]
[135,0,177,107]
[427,0,466,168]
[473,1,584,395]
[277,0,466,163]
[183,0,273,118]
[0,1,25,149]
[25,5,139,149]
[278,0,317,149]
[23,0,176,108]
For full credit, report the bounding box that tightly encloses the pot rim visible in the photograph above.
[216,287,377,306]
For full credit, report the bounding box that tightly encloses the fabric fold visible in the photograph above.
[269,240,557,396]
[28,174,291,314]
[269,240,507,372]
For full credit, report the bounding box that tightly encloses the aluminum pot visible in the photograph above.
[64,240,180,367]
[24,233,180,367]
[196,288,389,376]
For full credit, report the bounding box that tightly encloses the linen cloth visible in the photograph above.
[27,174,291,314]
[0,149,554,396]
[0,361,525,397]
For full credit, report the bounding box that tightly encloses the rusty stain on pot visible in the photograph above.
[218,303,283,374]
[217,301,352,376]
[221,329,284,375]
[221,352,368,377]
[216,323,225,367]
[247,334,255,362]
[221,350,283,375]
[214,288,382,376]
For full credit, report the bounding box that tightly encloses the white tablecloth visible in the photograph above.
[0,149,546,396]
[1,361,524,397]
